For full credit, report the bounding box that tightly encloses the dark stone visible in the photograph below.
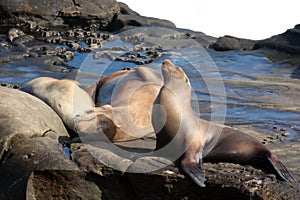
[71,143,133,173]
[212,24,300,65]
[26,170,102,200]
[0,137,77,200]
[0,0,120,29]
[119,26,215,49]
[257,25,300,54]
[108,14,176,32]
[212,35,259,51]
[118,2,140,16]
[0,87,69,159]
[68,137,300,200]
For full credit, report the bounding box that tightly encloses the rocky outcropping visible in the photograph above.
[0,0,120,29]
[257,25,300,54]
[212,24,300,64]
[212,25,300,57]
[0,87,75,199]
[0,86,299,199]
[0,0,176,32]
[212,35,258,51]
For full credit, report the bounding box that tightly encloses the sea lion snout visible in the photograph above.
[162,59,174,67]
[162,60,189,85]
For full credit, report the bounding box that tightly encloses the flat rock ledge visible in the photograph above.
[25,142,300,200]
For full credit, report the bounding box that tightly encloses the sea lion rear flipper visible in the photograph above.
[181,158,206,187]
[267,155,297,183]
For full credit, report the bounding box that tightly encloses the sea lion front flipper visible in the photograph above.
[267,154,297,183]
[181,157,206,187]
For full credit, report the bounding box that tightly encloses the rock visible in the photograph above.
[118,2,140,16]
[119,26,214,49]
[212,35,259,51]
[8,28,25,42]
[212,24,300,65]
[106,1,175,32]
[69,137,300,199]
[71,143,133,173]
[257,25,300,54]
[0,82,20,89]
[127,161,300,200]
[0,0,120,29]
[0,87,69,158]
[127,156,173,173]
[0,137,77,200]
[108,14,176,32]
[26,170,102,200]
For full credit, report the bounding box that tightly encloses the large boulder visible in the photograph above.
[212,24,300,56]
[26,170,102,200]
[0,137,78,200]
[108,14,176,32]
[69,136,300,200]
[107,2,175,32]
[0,0,120,29]
[0,86,69,159]
[212,35,259,51]
[257,24,300,54]
[119,26,216,49]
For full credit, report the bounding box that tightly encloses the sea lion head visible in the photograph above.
[161,59,191,97]
[161,59,190,85]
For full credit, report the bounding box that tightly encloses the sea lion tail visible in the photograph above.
[266,154,297,183]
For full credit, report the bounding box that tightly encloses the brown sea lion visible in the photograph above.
[23,66,163,142]
[152,59,296,187]
[22,77,125,141]
[23,77,95,132]
[86,66,163,140]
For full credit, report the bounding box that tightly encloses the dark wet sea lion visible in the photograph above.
[152,59,296,187]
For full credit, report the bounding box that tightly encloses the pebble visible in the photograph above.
[70,42,80,51]
[8,28,25,42]
[281,132,289,137]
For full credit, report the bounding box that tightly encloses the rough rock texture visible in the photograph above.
[68,138,300,200]
[0,86,75,199]
[119,26,216,49]
[213,35,259,51]
[106,2,175,32]
[0,0,120,29]
[108,14,176,32]
[257,25,300,54]
[26,170,102,200]
[118,2,140,16]
[212,24,300,63]
[0,137,78,200]
[0,87,69,158]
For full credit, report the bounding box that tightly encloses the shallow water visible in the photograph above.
[1,34,299,141]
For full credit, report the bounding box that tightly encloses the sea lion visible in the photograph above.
[86,66,163,139]
[152,59,296,187]
[22,77,96,133]
[23,66,163,142]
[23,77,125,141]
